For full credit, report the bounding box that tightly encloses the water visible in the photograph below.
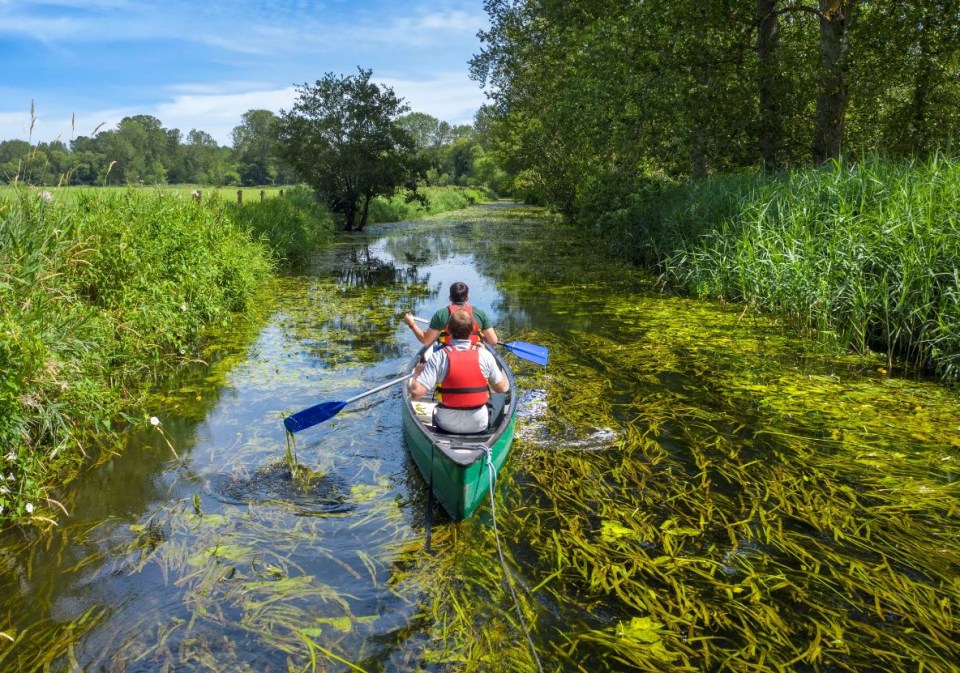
[2,204,959,672]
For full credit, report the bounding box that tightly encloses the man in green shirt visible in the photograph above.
[403,281,499,346]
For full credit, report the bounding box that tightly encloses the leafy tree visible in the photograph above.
[232,109,280,186]
[184,130,223,185]
[397,112,472,184]
[103,115,170,184]
[0,139,34,182]
[164,128,188,183]
[277,68,422,231]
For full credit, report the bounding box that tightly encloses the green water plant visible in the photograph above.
[595,154,960,381]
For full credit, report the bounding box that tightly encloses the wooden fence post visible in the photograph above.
[237,189,243,205]
[260,189,265,203]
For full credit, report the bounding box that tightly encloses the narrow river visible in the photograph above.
[2,203,959,672]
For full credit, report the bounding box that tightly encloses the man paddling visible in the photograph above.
[408,309,509,434]
[403,281,499,347]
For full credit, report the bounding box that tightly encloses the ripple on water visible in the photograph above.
[516,388,619,451]
[211,460,355,515]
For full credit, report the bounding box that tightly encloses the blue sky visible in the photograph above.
[0,0,490,146]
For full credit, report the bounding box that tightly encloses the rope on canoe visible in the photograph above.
[482,446,544,673]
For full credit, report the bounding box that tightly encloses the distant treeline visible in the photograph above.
[0,109,506,191]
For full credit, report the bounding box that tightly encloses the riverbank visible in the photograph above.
[0,184,492,525]
[586,155,960,380]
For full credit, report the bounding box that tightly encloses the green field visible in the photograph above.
[0,183,291,203]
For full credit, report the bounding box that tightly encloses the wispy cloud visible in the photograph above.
[0,0,489,145]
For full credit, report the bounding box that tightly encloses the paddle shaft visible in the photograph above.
[410,316,548,365]
[344,373,414,404]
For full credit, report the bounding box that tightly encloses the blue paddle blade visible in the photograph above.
[504,341,549,366]
[284,400,347,433]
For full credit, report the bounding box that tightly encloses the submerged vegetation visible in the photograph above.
[3,206,958,671]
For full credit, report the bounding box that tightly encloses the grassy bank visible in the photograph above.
[0,182,489,523]
[367,185,495,224]
[590,155,960,380]
[0,187,332,524]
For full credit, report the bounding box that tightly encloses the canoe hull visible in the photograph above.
[401,346,518,520]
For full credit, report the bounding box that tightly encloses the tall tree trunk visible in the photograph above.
[910,34,933,157]
[812,0,855,164]
[342,205,356,231]
[691,128,710,179]
[357,191,373,232]
[757,0,783,171]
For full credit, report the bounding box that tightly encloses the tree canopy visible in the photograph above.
[277,68,423,231]
[471,0,960,212]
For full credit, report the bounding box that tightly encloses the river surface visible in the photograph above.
[2,203,959,672]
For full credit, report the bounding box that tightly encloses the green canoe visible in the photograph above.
[401,344,519,520]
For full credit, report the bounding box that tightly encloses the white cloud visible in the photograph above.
[382,73,486,126]
[155,87,298,144]
[0,71,486,146]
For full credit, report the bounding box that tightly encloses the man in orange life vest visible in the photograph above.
[408,309,509,434]
[403,281,499,348]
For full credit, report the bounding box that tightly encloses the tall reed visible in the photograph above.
[597,155,960,379]
[0,188,274,522]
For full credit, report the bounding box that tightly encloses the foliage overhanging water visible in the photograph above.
[1,203,958,672]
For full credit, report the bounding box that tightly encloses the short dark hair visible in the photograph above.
[448,309,474,339]
[449,281,469,303]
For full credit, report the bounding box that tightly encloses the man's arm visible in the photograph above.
[480,350,509,393]
[403,313,440,345]
[473,308,499,345]
[490,374,509,394]
[481,327,499,345]
[409,379,429,399]
[409,349,444,398]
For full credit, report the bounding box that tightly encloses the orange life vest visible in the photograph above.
[436,345,489,409]
[439,303,482,345]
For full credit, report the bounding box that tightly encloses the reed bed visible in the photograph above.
[0,187,274,522]
[596,155,960,381]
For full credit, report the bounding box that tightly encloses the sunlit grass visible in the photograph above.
[594,154,960,381]
[0,187,274,522]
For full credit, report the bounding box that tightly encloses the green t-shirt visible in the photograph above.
[429,302,493,332]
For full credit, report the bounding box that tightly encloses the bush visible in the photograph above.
[366,186,495,225]
[226,185,335,268]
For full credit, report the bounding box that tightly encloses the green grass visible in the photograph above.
[591,155,960,380]
[366,185,496,224]
[0,184,291,202]
[0,187,277,522]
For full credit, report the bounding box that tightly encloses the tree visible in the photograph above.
[812,0,857,163]
[232,109,280,186]
[183,130,222,184]
[277,68,421,231]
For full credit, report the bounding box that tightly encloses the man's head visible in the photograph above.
[448,309,474,340]
[449,281,469,303]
